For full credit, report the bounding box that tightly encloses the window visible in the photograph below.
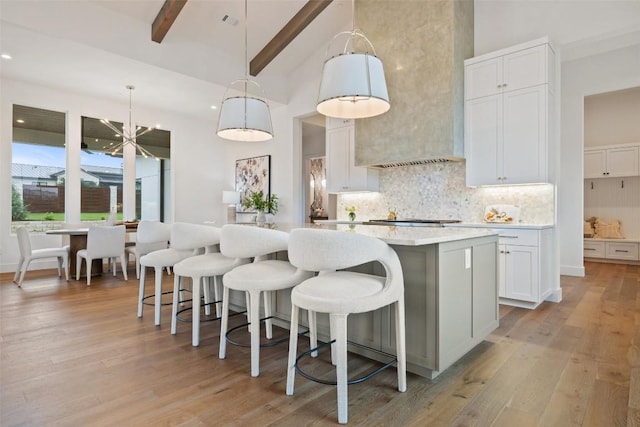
[11,105,66,231]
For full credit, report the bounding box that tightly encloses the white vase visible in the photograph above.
[256,210,266,223]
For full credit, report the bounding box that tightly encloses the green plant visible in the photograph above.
[43,212,55,221]
[242,190,279,214]
[11,185,29,221]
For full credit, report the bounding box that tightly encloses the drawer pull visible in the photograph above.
[584,248,596,251]
[614,250,629,253]
[501,235,518,239]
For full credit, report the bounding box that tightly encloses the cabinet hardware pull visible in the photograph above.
[584,248,596,251]
[501,235,518,239]
[614,250,629,253]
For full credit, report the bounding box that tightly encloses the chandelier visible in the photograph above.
[316,0,390,119]
[216,0,273,142]
[101,85,158,158]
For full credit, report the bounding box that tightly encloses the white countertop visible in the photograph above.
[445,222,555,230]
[266,223,499,246]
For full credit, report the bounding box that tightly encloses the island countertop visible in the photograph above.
[273,223,499,246]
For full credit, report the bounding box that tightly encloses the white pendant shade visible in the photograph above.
[217,95,273,142]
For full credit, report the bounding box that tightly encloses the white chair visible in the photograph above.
[171,227,250,346]
[125,221,170,279]
[218,224,315,377]
[285,228,407,424]
[14,227,69,287]
[76,225,127,286]
[139,222,220,326]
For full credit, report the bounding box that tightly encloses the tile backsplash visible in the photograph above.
[337,162,555,224]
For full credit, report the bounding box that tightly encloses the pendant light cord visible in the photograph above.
[244,0,248,91]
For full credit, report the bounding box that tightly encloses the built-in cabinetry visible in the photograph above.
[325,117,378,193]
[496,228,553,309]
[464,37,556,186]
[584,239,640,262]
[584,143,639,178]
[264,234,499,379]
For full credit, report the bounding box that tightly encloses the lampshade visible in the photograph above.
[217,93,273,142]
[222,190,241,205]
[317,52,390,119]
[215,0,274,142]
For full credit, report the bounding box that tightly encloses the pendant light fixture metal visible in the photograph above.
[316,0,390,119]
[101,85,158,159]
[217,0,273,142]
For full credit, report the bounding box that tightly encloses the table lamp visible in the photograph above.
[222,191,241,223]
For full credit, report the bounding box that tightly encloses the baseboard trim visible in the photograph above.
[560,265,585,277]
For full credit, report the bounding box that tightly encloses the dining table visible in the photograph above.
[46,222,138,277]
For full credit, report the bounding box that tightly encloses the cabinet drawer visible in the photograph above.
[497,229,538,246]
[583,240,605,258]
[605,242,639,261]
[326,117,354,130]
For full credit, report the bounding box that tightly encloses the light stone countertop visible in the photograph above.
[445,222,555,230]
[263,223,498,246]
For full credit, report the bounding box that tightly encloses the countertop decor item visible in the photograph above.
[483,204,521,223]
[345,205,357,221]
[241,190,278,223]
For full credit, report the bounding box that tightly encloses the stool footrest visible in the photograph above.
[225,316,309,348]
[295,340,397,386]
[175,300,242,324]
[141,290,173,307]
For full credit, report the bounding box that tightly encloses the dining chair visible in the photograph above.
[139,222,220,326]
[14,227,70,287]
[125,220,170,279]
[285,228,407,424]
[76,225,127,286]
[171,226,250,347]
[218,224,315,377]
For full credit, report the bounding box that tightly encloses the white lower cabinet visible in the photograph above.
[584,239,640,262]
[496,228,552,309]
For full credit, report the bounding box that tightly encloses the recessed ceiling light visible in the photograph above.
[16,119,24,123]
[1,53,12,60]
[211,105,217,110]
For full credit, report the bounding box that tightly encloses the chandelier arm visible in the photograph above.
[101,120,123,135]
[135,127,154,138]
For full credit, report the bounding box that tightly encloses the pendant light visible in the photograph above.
[316,0,390,119]
[217,0,273,142]
[101,85,158,158]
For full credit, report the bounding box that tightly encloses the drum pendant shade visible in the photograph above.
[317,52,390,119]
[217,95,273,142]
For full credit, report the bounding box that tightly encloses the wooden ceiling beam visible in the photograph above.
[152,0,188,43]
[250,0,333,76]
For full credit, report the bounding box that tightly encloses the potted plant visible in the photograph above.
[242,190,279,223]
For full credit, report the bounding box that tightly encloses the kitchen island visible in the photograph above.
[230,223,499,380]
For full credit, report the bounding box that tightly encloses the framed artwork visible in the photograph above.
[235,155,271,210]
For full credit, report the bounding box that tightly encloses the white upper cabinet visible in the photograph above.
[584,144,640,178]
[325,118,379,193]
[464,38,556,187]
[465,44,549,100]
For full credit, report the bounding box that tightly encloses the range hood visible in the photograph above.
[353,0,473,168]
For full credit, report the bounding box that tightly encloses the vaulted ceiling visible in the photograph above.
[0,0,351,119]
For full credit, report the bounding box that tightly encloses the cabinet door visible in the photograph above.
[502,85,547,184]
[502,44,547,93]
[465,94,502,186]
[325,126,350,193]
[584,149,606,178]
[606,146,639,177]
[504,245,538,302]
[465,57,502,100]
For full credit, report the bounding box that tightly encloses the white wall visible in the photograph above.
[584,86,640,146]
[474,1,640,277]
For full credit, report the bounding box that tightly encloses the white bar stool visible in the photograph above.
[171,226,250,346]
[139,222,220,326]
[218,224,315,377]
[285,228,407,424]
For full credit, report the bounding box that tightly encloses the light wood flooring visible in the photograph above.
[1,261,639,426]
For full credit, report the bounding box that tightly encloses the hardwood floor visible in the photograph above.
[1,262,638,426]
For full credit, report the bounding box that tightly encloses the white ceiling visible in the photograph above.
[0,0,351,120]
